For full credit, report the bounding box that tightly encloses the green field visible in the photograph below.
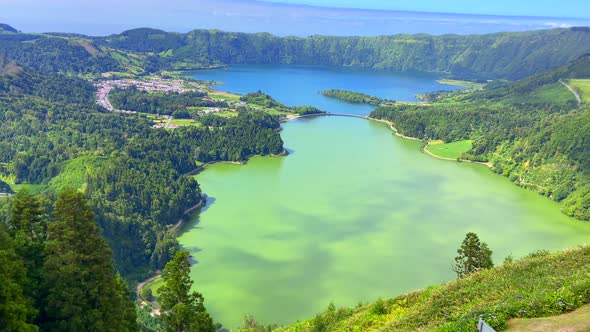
[569,79,590,103]
[47,156,107,192]
[2,155,106,195]
[9,183,47,194]
[438,79,485,90]
[209,91,241,102]
[425,140,473,159]
[212,110,239,118]
[143,276,165,299]
[169,118,201,127]
[509,82,576,106]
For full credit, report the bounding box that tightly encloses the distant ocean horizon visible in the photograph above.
[4,0,590,37]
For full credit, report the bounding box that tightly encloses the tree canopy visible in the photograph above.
[159,250,215,332]
[452,232,494,278]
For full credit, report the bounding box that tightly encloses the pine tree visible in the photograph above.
[6,190,46,240]
[0,225,37,331]
[115,274,140,332]
[6,191,46,325]
[452,232,494,278]
[159,250,215,332]
[42,189,138,331]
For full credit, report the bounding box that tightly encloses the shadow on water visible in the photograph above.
[178,195,217,235]
[178,196,218,264]
[284,146,295,156]
[293,115,323,123]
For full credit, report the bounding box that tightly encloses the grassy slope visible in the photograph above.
[569,79,590,103]
[437,79,485,91]
[425,140,473,159]
[144,276,165,298]
[169,118,201,126]
[507,82,575,106]
[278,247,590,332]
[47,155,107,192]
[3,155,105,196]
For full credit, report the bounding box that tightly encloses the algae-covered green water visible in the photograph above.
[179,66,590,329]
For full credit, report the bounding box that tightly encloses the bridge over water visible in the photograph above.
[291,112,369,120]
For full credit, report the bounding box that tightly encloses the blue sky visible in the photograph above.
[261,0,590,18]
[1,0,589,36]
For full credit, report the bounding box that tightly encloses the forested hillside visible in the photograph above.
[1,23,590,80]
[0,190,138,331]
[370,55,590,220]
[0,65,284,282]
[96,27,590,80]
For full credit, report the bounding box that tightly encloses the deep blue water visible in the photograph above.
[187,65,462,115]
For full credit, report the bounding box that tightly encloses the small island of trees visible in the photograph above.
[320,89,393,105]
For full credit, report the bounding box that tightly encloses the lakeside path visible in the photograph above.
[136,197,205,301]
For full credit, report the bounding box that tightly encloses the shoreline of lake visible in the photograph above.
[177,65,590,328]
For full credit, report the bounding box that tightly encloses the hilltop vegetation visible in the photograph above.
[279,246,590,332]
[370,55,590,220]
[320,89,388,105]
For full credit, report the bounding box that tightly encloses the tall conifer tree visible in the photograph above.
[42,189,138,331]
[159,250,215,332]
[0,225,37,332]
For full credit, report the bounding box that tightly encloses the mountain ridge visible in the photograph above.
[1,23,590,80]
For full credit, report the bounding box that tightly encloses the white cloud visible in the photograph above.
[544,22,573,28]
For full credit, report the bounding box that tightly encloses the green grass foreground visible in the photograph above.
[277,246,590,332]
[425,140,473,160]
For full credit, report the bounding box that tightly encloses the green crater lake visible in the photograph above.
[179,66,590,329]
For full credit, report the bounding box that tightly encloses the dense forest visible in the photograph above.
[370,55,590,220]
[0,24,589,80]
[0,60,285,329]
[0,190,138,331]
[0,189,218,331]
[0,65,284,283]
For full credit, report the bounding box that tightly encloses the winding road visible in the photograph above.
[559,79,581,107]
[136,198,205,303]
